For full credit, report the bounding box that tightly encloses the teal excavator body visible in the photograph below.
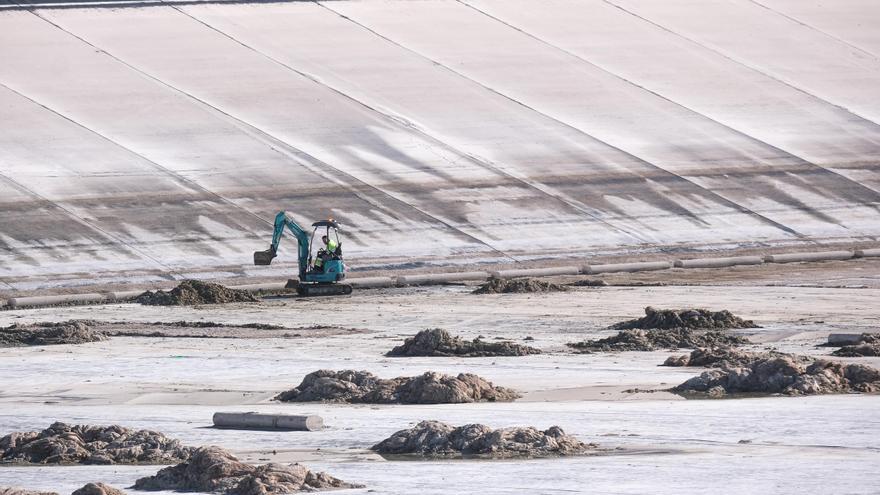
[253,211,352,296]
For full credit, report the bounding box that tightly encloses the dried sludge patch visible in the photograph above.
[0,422,193,465]
[134,446,360,494]
[0,321,106,347]
[387,328,541,357]
[831,333,880,357]
[372,420,595,458]
[669,349,880,397]
[612,306,758,331]
[136,280,258,306]
[472,278,568,294]
[274,370,519,404]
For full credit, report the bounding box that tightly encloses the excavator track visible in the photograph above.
[296,283,353,297]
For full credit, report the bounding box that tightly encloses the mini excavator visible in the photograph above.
[253,211,353,296]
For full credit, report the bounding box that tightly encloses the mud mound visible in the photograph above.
[0,489,58,495]
[832,343,880,357]
[134,446,360,494]
[663,347,779,367]
[387,329,540,357]
[569,279,608,287]
[827,333,880,357]
[0,422,193,465]
[612,306,757,331]
[568,328,749,352]
[274,370,519,404]
[71,484,126,495]
[136,280,258,306]
[0,321,106,347]
[372,420,595,458]
[472,278,568,295]
[672,352,880,397]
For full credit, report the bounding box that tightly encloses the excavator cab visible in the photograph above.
[306,220,345,281]
[253,211,352,296]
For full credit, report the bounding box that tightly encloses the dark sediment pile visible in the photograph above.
[472,278,568,295]
[0,321,106,347]
[830,333,880,357]
[372,420,595,458]
[136,280,258,306]
[569,279,608,287]
[671,351,880,397]
[274,370,519,404]
[662,347,789,367]
[568,328,750,352]
[134,446,359,495]
[71,484,126,495]
[0,422,193,465]
[0,489,58,495]
[611,306,758,331]
[833,343,880,357]
[387,329,541,357]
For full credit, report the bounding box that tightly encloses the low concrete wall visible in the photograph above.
[489,266,580,279]
[674,256,764,269]
[212,412,323,431]
[584,261,672,274]
[764,250,854,264]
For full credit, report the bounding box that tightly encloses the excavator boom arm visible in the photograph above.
[254,211,311,278]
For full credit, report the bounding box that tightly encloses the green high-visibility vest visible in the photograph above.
[327,238,338,253]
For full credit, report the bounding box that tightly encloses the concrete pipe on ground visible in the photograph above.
[347,276,397,288]
[213,412,323,431]
[7,293,109,308]
[674,256,764,269]
[489,266,580,279]
[763,251,854,264]
[855,248,880,258]
[229,282,288,292]
[583,261,672,274]
[397,271,489,286]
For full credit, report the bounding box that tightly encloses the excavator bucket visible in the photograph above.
[253,248,276,266]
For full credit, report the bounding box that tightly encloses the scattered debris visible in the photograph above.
[611,307,758,331]
[567,328,750,352]
[0,422,193,465]
[0,321,106,347]
[135,280,258,306]
[71,484,126,495]
[472,278,568,295]
[274,370,519,404]
[134,446,360,494]
[569,279,608,287]
[372,420,595,458]
[0,489,58,495]
[387,329,541,357]
[672,351,880,397]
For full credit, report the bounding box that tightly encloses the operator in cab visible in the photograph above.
[313,235,340,272]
